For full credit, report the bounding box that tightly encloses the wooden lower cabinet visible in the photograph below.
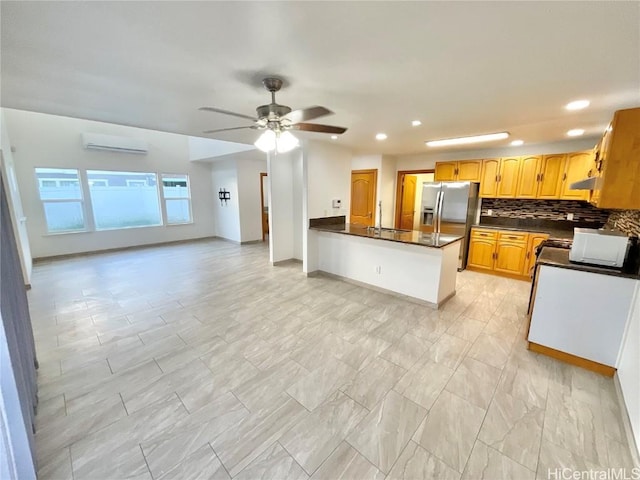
[468,228,548,278]
[494,241,528,275]
[467,237,497,270]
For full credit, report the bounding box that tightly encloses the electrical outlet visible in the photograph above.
[375,266,382,274]
[567,213,574,221]
[487,209,493,216]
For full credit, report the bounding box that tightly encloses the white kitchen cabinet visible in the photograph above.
[528,265,637,367]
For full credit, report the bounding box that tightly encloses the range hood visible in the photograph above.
[570,177,597,190]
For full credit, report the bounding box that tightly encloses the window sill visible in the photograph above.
[43,230,91,237]
[166,221,194,226]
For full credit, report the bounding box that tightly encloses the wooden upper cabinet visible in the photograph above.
[456,161,482,181]
[496,157,520,198]
[479,159,499,197]
[561,151,592,200]
[435,160,482,181]
[516,155,542,199]
[434,162,457,181]
[592,108,640,209]
[537,154,566,199]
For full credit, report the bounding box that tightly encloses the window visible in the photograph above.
[35,168,86,232]
[87,170,162,230]
[161,174,192,224]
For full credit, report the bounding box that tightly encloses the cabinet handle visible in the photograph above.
[539,173,544,182]
[562,173,567,181]
[495,175,499,182]
[479,233,488,236]
[526,252,531,259]
[507,235,519,239]
[536,173,540,182]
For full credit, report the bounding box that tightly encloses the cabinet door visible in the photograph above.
[435,162,457,181]
[494,241,528,275]
[468,238,496,270]
[524,234,548,276]
[457,160,482,182]
[537,154,565,199]
[496,157,520,198]
[479,159,499,197]
[516,155,542,198]
[560,151,592,200]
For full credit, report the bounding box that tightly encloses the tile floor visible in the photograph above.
[29,239,637,480]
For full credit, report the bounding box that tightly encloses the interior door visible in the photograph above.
[350,169,377,226]
[399,175,417,230]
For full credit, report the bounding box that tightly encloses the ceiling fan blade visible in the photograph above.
[291,123,347,134]
[283,106,333,124]
[202,126,255,134]
[199,107,257,121]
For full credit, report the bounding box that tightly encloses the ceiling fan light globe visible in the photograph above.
[276,131,300,153]
[255,129,277,152]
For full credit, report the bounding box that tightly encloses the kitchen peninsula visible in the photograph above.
[308,217,462,307]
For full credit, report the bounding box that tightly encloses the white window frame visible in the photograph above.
[87,169,163,231]
[125,179,147,187]
[160,173,193,225]
[35,168,87,233]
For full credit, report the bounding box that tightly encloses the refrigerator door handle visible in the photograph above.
[436,190,445,233]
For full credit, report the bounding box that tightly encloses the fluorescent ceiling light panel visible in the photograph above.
[565,100,590,111]
[426,131,509,147]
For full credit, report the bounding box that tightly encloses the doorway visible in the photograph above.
[260,172,269,242]
[350,169,377,226]
[394,169,434,230]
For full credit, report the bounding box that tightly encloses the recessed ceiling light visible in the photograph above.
[376,133,387,140]
[330,135,338,140]
[425,132,509,148]
[565,100,590,111]
[412,120,422,127]
[510,140,524,146]
[567,129,585,137]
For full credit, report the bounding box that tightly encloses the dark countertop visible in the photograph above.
[537,247,640,280]
[310,224,463,248]
[472,224,574,240]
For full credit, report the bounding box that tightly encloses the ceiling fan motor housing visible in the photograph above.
[256,103,292,121]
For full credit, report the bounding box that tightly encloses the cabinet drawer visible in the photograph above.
[471,229,498,239]
[498,231,529,243]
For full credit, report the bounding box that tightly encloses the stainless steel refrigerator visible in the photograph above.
[421,181,480,270]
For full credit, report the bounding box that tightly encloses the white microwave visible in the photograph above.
[569,228,629,268]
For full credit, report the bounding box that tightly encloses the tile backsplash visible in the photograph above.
[606,210,640,237]
[481,199,610,223]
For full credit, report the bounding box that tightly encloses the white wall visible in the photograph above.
[394,137,599,172]
[292,153,303,260]
[236,157,268,243]
[307,140,352,219]
[380,155,397,228]
[618,281,640,455]
[268,150,296,263]
[211,158,241,242]
[0,112,32,284]
[3,109,216,258]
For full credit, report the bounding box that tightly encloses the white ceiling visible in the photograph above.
[1,1,638,155]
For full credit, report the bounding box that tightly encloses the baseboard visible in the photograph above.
[466,265,531,282]
[613,373,640,467]
[240,239,264,245]
[528,342,616,377]
[313,270,441,309]
[272,258,302,266]
[33,236,219,263]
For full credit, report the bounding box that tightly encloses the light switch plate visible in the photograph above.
[332,199,342,208]
[487,209,493,216]
[567,213,574,220]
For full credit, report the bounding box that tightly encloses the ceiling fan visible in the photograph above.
[199,77,347,153]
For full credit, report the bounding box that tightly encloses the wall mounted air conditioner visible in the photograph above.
[81,133,148,154]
